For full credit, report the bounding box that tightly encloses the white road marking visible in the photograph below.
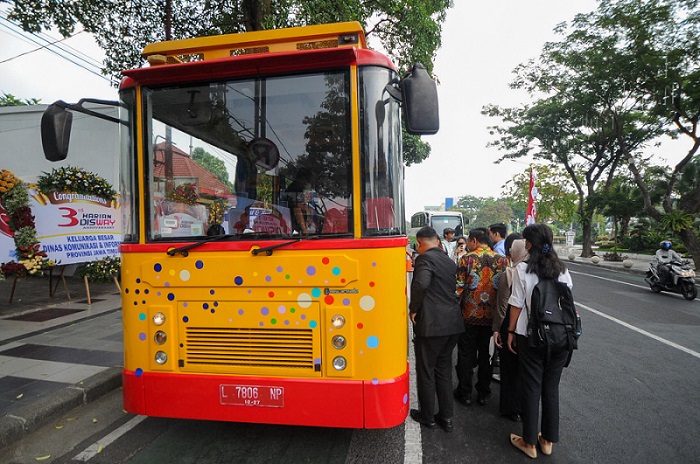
[576,302,700,360]
[72,415,147,461]
[404,325,423,464]
[569,269,649,290]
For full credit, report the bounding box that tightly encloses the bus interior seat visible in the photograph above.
[324,207,349,233]
[365,197,394,229]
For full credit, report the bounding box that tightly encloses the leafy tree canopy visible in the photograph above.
[5,0,450,81]
[0,92,40,106]
[453,195,513,230]
[501,164,578,226]
[5,0,451,166]
[191,147,234,191]
[483,0,700,260]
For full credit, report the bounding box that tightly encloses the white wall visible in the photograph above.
[0,104,119,185]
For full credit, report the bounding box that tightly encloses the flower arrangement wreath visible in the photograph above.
[0,169,55,277]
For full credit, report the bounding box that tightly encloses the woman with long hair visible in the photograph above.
[506,224,573,459]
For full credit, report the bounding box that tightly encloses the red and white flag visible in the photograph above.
[526,168,537,225]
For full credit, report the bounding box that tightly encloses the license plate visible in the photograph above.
[220,384,285,408]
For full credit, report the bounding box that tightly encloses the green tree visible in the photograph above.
[501,163,578,226]
[547,0,700,265]
[484,96,626,257]
[6,1,451,76]
[453,195,513,230]
[588,175,644,252]
[6,0,450,166]
[0,93,40,106]
[191,147,234,191]
[477,201,514,230]
[482,0,685,257]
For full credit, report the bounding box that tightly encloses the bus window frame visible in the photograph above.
[119,88,139,244]
[359,65,404,237]
[139,69,355,242]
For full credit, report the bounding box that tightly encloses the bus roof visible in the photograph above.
[141,22,367,65]
[413,211,463,217]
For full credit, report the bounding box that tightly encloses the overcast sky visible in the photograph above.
[5,1,682,221]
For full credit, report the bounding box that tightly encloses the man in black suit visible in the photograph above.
[409,226,464,432]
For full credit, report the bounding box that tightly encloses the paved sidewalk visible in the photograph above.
[0,276,123,448]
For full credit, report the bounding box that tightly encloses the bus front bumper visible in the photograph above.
[123,365,409,429]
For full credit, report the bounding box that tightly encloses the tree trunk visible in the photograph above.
[242,0,270,31]
[620,217,630,239]
[678,227,700,268]
[578,194,595,257]
[581,221,594,257]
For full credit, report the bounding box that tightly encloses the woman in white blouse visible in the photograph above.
[506,224,573,459]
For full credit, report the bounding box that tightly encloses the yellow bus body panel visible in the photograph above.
[121,245,408,382]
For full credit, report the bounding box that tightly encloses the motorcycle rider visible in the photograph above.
[653,241,683,284]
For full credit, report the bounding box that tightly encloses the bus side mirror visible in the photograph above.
[41,103,73,162]
[401,64,439,135]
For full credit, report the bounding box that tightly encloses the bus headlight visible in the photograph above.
[332,356,347,371]
[154,331,167,345]
[155,351,168,364]
[331,314,345,329]
[153,312,166,326]
[331,335,346,350]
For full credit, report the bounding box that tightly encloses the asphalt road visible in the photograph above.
[2,264,698,463]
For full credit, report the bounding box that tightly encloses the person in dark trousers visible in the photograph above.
[454,227,507,407]
[507,223,573,459]
[409,226,464,433]
[493,233,525,423]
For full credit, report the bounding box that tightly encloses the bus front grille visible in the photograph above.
[183,327,315,370]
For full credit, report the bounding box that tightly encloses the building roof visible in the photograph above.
[153,142,232,197]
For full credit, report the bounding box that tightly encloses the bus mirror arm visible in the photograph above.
[383,78,402,102]
[51,99,122,124]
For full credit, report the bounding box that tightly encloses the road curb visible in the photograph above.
[0,366,122,449]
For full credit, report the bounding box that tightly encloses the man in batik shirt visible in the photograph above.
[454,227,507,406]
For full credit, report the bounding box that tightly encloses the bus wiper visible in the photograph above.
[251,239,301,256]
[250,233,353,256]
[167,234,239,257]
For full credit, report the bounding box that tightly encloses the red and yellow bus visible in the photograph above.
[42,22,438,429]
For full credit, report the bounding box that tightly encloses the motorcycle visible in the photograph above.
[644,260,697,301]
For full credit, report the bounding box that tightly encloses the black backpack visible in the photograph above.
[527,278,582,367]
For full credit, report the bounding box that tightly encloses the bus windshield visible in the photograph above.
[143,71,352,240]
[430,214,463,233]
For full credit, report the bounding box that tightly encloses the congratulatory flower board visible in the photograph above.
[0,166,122,267]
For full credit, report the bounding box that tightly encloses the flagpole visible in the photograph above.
[526,167,537,225]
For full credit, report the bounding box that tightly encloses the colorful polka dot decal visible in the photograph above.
[298,293,312,308]
[360,295,375,311]
[125,253,406,407]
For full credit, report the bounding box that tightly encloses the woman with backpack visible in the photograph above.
[506,223,573,459]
